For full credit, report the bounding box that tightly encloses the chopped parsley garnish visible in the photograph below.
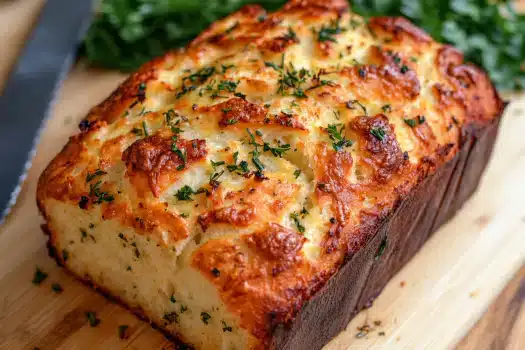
[404,115,426,128]
[370,127,386,141]
[171,142,187,170]
[375,236,388,260]
[177,66,216,99]
[170,295,176,303]
[400,65,409,74]
[85,311,100,327]
[283,27,298,42]
[346,99,368,115]
[209,170,225,187]
[263,141,291,157]
[32,268,48,285]
[51,283,63,293]
[251,148,265,172]
[180,304,188,313]
[317,18,345,43]
[86,169,107,182]
[247,128,290,172]
[226,151,249,174]
[404,118,417,127]
[327,124,353,152]
[118,325,130,340]
[290,212,305,233]
[211,160,225,169]
[381,104,392,113]
[264,61,282,71]
[222,321,233,332]
[278,64,310,97]
[221,64,235,73]
[89,181,114,204]
[142,121,149,136]
[268,56,311,98]
[175,185,207,201]
[294,169,301,179]
[201,312,211,325]
[209,79,239,98]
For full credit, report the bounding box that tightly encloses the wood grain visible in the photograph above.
[457,267,525,350]
[0,1,524,349]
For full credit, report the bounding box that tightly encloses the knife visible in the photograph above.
[0,0,94,223]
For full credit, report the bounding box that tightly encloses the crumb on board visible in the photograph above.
[355,320,385,339]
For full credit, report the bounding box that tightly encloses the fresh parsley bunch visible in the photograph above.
[352,0,525,91]
[83,0,525,91]
[82,0,285,71]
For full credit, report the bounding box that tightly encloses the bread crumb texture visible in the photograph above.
[37,0,502,348]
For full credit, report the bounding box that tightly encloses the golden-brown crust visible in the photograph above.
[192,223,319,344]
[435,46,504,125]
[341,47,421,102]
[350,114,405,183]
[368,17,432,44]
[122,133,207,197]
[37,0,504,347]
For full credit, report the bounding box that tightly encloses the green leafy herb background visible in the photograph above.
[83,0,525,91]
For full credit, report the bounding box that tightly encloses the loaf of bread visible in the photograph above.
[37,0,504,348]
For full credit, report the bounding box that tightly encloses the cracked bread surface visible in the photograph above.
[37,0,503,348]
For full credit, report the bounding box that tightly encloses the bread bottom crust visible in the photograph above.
[43,116,501,350]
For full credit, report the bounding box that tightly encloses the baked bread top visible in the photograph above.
[37,0,503,346]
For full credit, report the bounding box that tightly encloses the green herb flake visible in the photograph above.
[381,104,392,113]
[201,312,211,325]
[293,169,301,179]
[290,212,305,233]
[370,127,386,141]
[118,325,130,340]
[404,118,417,128]
[175,185,207,201]
[85,311,100,327]
[346,99,367,115]
[163,312,179,324]
[32,268,48,285]
[86,169,107,183]
[317,18,345,43]
[375,237,388,260]
[222,321,233,332]
[327,124,353,152]
[89,181,114,204]
[170,295,176,303]
[51,283,63,293]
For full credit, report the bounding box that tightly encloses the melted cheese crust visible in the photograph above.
[37,0,503,348]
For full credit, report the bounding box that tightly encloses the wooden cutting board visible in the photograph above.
[0,1,524,349]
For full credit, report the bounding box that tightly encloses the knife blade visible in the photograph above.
[0,0,94,223]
